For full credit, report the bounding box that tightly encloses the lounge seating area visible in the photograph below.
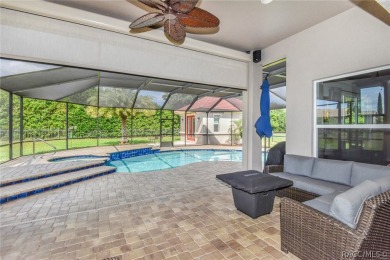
[267,155,390,259]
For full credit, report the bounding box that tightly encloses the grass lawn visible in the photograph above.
[265,133,286,149]
[0,136,181,163]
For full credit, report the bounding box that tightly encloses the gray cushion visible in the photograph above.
[315,191,343,204]
[329,180,382,229]
[303,191,343,215]
[371,175,390,193]
[272,172,350,195]
[312,158,353,185]
[351,162,390,186]
[303,199,331,215]
[284,154,314,177]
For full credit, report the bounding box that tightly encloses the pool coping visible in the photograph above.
[0,166,116,204]
[48,155,109,162]
[0,161,107,187]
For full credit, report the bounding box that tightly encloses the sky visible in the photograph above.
[361,86,385,113]
[317,86,386,114]
[0,58,59,77]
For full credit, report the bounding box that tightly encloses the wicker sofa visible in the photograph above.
[266,155,390,260]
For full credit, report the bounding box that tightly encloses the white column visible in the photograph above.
[242,58,263,170]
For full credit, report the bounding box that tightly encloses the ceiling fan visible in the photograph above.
[129,0,220,43]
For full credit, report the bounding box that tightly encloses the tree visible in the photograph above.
[270,109,286,133]
[0,90,9,133]
[377,92,383,124]
[378,92,383,115]
[23,98,66,139]
[85,87,157,144]
[228,119,243,144]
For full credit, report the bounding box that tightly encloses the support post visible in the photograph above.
[66,102,69,150]
[20,96,23,156]
[171,110,174,146]
[9,92,13,160]
[130,114,134,144]
[97,73,100,147]
[242,57,263,170]
[184,111,187,146]
[206,112,209,145]
[159,110,162,145]
[231,111,233,146]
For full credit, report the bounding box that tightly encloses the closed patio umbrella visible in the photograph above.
[255,78,273,138]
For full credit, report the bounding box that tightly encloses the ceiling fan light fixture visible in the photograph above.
[129,0,220,44]
[261,0,273,4]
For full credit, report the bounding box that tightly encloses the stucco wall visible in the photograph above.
[262,7,390,156]
[177,112,242,145]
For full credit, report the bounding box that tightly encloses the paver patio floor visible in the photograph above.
[1,148,298,260]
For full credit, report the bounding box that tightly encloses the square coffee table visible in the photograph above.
[217,170,293,218]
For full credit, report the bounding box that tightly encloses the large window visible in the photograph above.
[213,114,221,132]
[315,66,390,165]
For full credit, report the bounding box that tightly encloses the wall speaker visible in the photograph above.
[253,50,261,63]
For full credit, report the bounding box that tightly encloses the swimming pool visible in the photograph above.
[109,150,242,173]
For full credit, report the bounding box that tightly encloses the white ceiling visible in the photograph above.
[45,0,355,51]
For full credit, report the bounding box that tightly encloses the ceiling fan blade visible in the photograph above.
[130,13,165,29]
[178,7,220,28]
[164,18,186,42]
[169,0,199,13]
[138,0,168,11]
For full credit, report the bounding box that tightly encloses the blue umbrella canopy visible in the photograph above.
[255,79,273,138]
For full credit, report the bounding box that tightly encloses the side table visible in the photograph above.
[217,170,293,218]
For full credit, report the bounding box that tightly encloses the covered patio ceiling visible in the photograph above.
[0,58,244,112]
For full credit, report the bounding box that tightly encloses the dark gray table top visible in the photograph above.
[217,170,293,194]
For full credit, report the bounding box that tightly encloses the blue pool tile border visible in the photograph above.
[0,168,116,204]
[109,147,159,161]
[0,162,106,188]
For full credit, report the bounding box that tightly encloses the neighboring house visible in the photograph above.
[176,97,242,145]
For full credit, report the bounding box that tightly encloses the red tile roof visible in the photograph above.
[179,97,242,111]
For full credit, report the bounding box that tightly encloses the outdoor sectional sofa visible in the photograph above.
[266,155,390,260]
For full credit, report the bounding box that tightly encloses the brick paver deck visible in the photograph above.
[0,145,298,260]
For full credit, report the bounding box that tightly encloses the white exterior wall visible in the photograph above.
[261,7,390,156]
[177,112,242,145]
[207,112,242,145]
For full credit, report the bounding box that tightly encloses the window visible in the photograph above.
[314,66,390,166]
[213,114,221,132]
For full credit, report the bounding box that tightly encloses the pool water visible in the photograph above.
[109,150,242,173]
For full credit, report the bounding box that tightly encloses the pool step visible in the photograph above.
[0,161,106,187]
[0,166,116,204]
